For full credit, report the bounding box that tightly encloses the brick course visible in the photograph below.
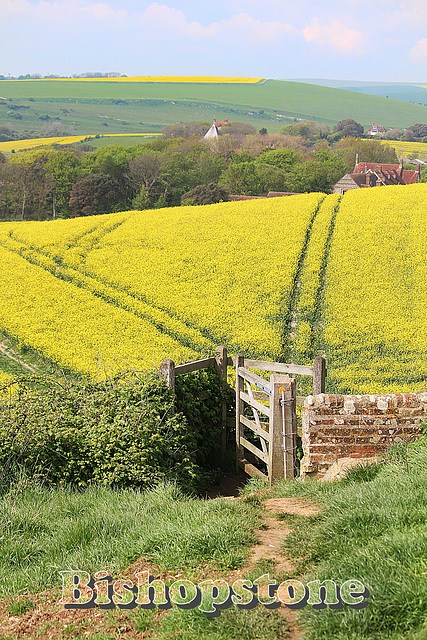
[300,393,427,478]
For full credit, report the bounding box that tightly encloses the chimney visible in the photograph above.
[366,173,370,186]
[355,153,359,169]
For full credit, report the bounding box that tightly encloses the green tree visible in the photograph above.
[69,173,122,216]
[333,119,364,138]
[132,186,151,210]
[181,182,228,205]
[127,152,162,199]
[408,123,427,138]
[45,150,81,218]
[219,161,263,195]
[335,138,398,172]
[256,147,303,171]
[159,152,199,205]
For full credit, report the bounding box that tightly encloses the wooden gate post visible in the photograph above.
[270,374,296,484]
[160,358,175,390]
[215,346,228,463]
[235,354,245,472]
[313,356,326,395]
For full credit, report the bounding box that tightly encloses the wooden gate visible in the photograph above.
[235,356,313,484]
[160,349,326,482]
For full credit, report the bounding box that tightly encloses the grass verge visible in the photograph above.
[0,480,287,639]
[268,432,427,640]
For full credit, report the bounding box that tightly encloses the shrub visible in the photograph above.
[0,373,202,491]
[181,183,228,206]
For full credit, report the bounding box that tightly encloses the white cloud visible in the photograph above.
[396,0,427,27]
[139,4,298,44]
[409,38,427,63]
[83,3,127,20]
[303,18,366,54]
[140,4,219,38]
[221,13,299,43]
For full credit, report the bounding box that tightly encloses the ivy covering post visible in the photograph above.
[214,345,228,462]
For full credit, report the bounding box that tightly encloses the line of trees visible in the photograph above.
[0,120,405,221]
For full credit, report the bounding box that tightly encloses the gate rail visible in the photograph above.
[160,347,326,480]
[235,355,298,484]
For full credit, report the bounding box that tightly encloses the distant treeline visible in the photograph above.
[0,72,125,80]
[0,119,408,220]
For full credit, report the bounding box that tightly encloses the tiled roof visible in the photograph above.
[354,162,419,186]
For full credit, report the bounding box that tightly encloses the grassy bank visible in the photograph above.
[0,480,287,639]
[267,433,427,639]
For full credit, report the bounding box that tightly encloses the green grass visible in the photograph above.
[0,332,61,379]
[153,605,285,640]
[0,478,288,639]
[73,134,162,149]
[0,481,260,599]
[2,79,427,139]
[268,434,427,640]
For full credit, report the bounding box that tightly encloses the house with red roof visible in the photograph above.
[333,158,421,194]
[367,123,387,136]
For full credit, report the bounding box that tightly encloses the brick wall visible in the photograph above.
[300,392,427,479]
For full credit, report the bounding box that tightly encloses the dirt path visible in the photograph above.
[0,340,37,373]
[226,494,321,640]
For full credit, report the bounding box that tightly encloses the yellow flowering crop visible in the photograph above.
[80,196,322,360]
[0,194,322,376]
[0,370,16,402]
[18,77,264,84]
[0,133,160,154]
[323,183,427,394]
[1,184,425,394]
[0,245,197,378]
[382,140,427,159]
[291,194,341,364]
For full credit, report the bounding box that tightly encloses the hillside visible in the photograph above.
[1,79,427,139]
[0,183,425,395]
[295,79,427,105]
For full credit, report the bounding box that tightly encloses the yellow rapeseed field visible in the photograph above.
[382,139,427,159]
[292,193,341,364]
[0,185,425,393]
[323,183,427,393]
[0,133,159,154]
[17,77,264,84]
[0,195,321,377]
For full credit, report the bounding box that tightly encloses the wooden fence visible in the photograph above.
[159,346,326,479]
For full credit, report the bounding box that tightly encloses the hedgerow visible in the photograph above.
[0,370,225,492]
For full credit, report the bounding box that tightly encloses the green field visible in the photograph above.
[296,79,427,105]
[1,79,427,139]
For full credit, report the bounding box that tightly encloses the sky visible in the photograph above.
[1,0,427,82]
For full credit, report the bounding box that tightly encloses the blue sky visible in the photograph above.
[1,0,427,81]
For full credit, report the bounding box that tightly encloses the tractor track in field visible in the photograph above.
[0,341,37,374]
[0,234,221,357]
[281,194,326,361]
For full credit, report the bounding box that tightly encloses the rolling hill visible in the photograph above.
[1,78,427,140]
